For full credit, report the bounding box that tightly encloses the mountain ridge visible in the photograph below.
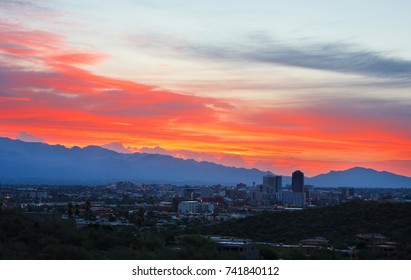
[0,137,410,187]
[0,137,266,185]
[308,166,411,188]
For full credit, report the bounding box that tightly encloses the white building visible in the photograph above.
[178,201,214,214]
[275,192,306,207]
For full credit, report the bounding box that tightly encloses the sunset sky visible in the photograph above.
[1,0,410,177]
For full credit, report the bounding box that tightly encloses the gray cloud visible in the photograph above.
[0,0,48,9]
[246,43,411,78]
[191,42,411,79]
[132,32,411,79]
[0,0,32,7]
[0,0,57,16]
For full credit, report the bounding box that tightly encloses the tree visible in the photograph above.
[258,245,279,260]
[67,203,74,218]
[85,201,91,212]
[75,204,80,216]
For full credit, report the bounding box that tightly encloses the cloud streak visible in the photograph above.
[0,0,60,21]
[245,41,411,78]
[132,32,411,79]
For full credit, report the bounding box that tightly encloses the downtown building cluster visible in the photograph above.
[250,170,307,207]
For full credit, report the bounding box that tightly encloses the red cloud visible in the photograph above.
[51,53,108,65]
[0,22,229,143]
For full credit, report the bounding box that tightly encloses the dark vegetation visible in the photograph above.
[0,208,238,260]
[1,201,410,259]
[201,201,411,258]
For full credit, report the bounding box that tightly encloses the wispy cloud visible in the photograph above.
[131,32,411,79]
[0,0,36,8]
[0,0,59,18]
[244,41,411,79]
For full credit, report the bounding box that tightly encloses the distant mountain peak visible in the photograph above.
[309,167,411,188]
[16,131,44,143]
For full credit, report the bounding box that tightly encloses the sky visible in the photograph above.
[0,0,410,177]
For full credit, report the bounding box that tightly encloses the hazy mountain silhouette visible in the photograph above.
[0,137,266,185]
[307,167,411,188]
[0,137,410,187]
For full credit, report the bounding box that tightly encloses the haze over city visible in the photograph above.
[1,0,411,177]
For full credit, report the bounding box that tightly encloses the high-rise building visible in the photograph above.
[275,176,282,192]
[292,170,304,193]
[263,174,275,187]
[263,174,282,192]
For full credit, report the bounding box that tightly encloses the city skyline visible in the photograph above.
[1,1,411,177]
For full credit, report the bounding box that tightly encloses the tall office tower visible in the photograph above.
[263,174,282,192]
[275,176,282,192]
[292,170,304,193]
[263,174,276,187]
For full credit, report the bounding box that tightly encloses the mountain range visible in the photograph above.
[307,167,411,188]
[0,137,410,188]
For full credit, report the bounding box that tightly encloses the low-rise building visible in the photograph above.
[275,192,306,207]
[356,233,400,258]
[178,201,214,214]
[205,235,260,260]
